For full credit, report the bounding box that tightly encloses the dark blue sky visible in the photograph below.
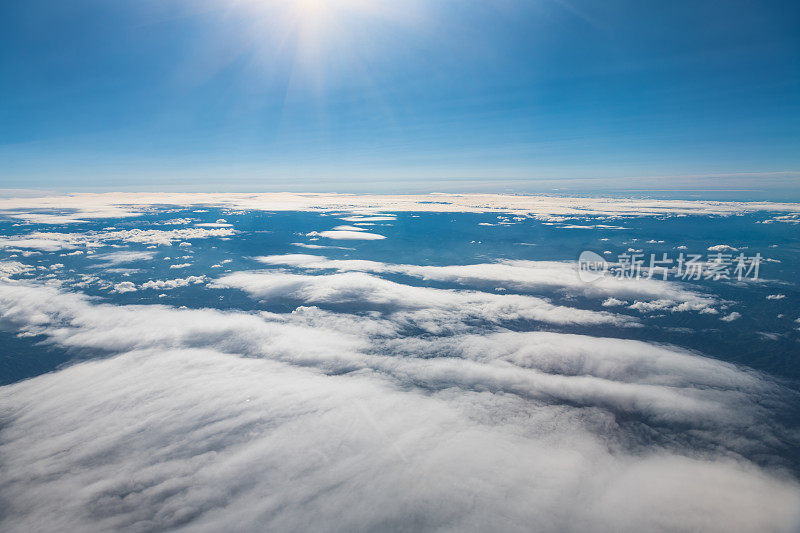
[1,0,798,192]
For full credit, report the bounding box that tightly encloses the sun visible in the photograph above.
[238,0,379,51]
[294,0,326,14]
[227,0,420,72]
[184,0,426,110]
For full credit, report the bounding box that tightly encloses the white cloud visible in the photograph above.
[0,261,32,281]
[103,228,235,246]
[169,263,192,269]
[141,276,207,291]
[330,225,368,231]
[155,218,194,226]
[4,192,799,224]
[560,224,627,230]
[0,236,83,252]
[213,270,636,330]
[628,299,716,314]
[766,294,786,300]
[0,228,235,251]
[339,215,396,222]
[254,254,718,311]
[195,222,233,228]
[306,230,386,240]
[0,191,797,530]
[0,282,798,531]
[94,251,156,266]
[708,244,739,253]
[290,242,353,250]
[111,281,138,293]
[721,312,742,322]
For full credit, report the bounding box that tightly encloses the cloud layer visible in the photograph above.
[2,192,800,224]
[254,254,719,313]
[0,280,798,532]
[213,270,637,330]
[0,227,235,251]
[0,194,798,532]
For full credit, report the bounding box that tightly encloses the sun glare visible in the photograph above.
[224,0,423,82]
[295,0,326,14]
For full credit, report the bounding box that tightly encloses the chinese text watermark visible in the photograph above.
[578,250,762,282]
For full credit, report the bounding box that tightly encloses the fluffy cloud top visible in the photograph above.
[0,261,32,281]
[111,281,137,293]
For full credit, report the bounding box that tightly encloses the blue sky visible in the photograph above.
[1,0,798,192]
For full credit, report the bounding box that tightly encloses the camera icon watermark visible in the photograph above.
[577,250,608,283]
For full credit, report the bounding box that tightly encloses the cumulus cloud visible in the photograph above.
[0,228,235,251]
[111,281,138,293]
[721,311,742,322]
[708,244,739,253]
[0,261,32,281]
[140,276,207,290]
[0,282,798,532]
[628,299,715,313]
